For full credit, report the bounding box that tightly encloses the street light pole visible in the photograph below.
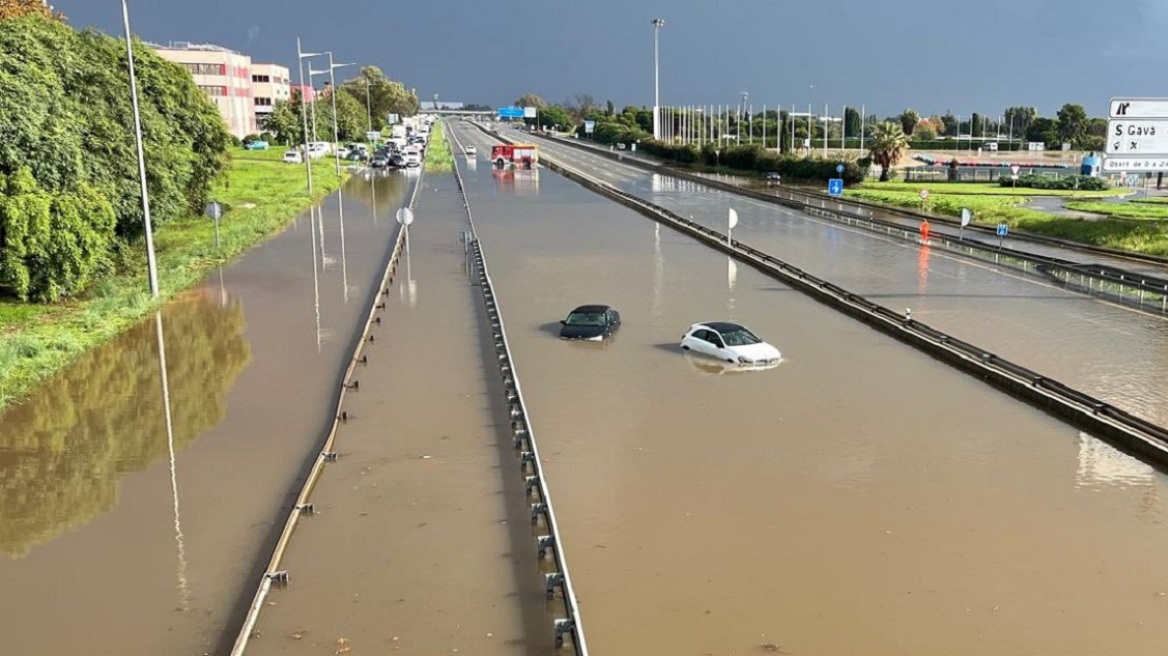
[121,0,159,298]
[651,18,665,140]
[325,54,356,176]
[297,40,320,194]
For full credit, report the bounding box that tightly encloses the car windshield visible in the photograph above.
[720,328,762,346]
[565,312,606,326]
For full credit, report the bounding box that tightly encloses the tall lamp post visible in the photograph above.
[121,0,159,298]
[296,40,321,194]
[324,53,355,176]
[651,18,665,141]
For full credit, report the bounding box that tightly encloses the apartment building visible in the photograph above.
[151,42,257,138]
[251,63,291,130]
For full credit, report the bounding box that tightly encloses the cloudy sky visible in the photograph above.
[57,0,1168,118]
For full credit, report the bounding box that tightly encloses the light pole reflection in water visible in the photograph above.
[153,310,190,609]
[727,256,738,315]
[338,190,350,304]
[917,244,931,297]
[310,206,322,352]
[652,222,664,319]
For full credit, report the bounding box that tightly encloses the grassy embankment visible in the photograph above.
[424,121,453,172]
[844,181,1168,256]
[0,148,348,410]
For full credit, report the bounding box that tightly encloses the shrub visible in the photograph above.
[999,173,1108,191]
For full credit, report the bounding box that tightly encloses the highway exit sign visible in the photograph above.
[1105,119,1168,155]
[1105,97,1168,170]
[1109,98,1168,119]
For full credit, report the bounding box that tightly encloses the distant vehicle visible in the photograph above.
[389,154,406,168]
[465,145,477,155]
[617,143,627,150]
[765,172,781,185]
[282,150,303,164]
[337,146,351,159]
[370,154,389,168]
[559,305,621,341]
[403,148,422,168]
[244,140,269,151]
[679,322,780,366]
[345,151,366,162]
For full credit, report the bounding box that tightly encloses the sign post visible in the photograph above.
[1010,164,1020,187]
[205,201,223,249]
[918,188,929,211]
[827,179,844,196]
[1104,97,1168,172]
[960,208,972,240]
[497,106,524,120]
[727,207,739,245]
[996,222,1008,249]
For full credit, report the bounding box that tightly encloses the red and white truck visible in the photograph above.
[491,144,538,169]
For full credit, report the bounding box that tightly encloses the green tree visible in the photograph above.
[316,85,367,142]
[514,93,546,109]
[869,121,909,182]
[262,95,301,145]
[1004,106,1037,139]
[0,169,116,301]
[940,111,958,137]
[535,104,572,130]
[339,66,418,131]
[605,99,615,116]
[899,108,920,136]
[971,112,984,138]
[1026,117,1060,147]
[1056,103,1089,148]
[844,107,861,140]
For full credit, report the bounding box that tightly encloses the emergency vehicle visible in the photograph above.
[491,144,538,169]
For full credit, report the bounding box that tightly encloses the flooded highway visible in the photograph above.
[497,130,1168,428]
[447,121,1168,656]
[0,171,414,655]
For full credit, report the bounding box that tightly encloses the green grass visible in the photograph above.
[844,189,1168,256]
[1062,201,1168,221]
[424,122,453,172]
[855,180,1128,198]
[0,150,347,411]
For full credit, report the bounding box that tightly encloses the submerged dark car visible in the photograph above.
[559,304,621,340]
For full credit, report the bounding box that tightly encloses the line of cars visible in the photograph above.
[557,305,781,371]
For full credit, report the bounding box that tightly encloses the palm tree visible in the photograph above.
[869,121,909,182]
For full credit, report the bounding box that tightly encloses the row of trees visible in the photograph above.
[259,66,419,145]
[892,104,1102,150]
[0,10,231,302]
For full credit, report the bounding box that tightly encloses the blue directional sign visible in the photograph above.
[836,163,845,174]
[827,178,844,197]
[996,223,1009,237]
[497,106,524,119]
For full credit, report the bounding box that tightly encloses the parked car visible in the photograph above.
[559,305,621,340]
[679,322,780,366]
[370,154,389,168]
[244,140,269,151]
[282,150,303,164]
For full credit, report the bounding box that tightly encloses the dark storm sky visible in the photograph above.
[55,0,1168,117]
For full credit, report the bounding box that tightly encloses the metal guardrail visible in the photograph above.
[228,174,422,656]
[475,121,1168,470]
[527,132,1168,315]
[541,132,1168,270]
[446,121,590,654]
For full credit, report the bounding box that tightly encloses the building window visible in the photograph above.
[251,74,271,83]
[254,97,272,106]
[183,62,226,76]
[198,85,227,96]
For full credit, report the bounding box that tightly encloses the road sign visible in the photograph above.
[366,130,380,141]
[996,223,1008,237]
[1109,98,1168,119]
[523,106,537,118]
[918,189,929,201]
[1010,164,1020,175]
[836,163,845,174]
[205,201,223,248]
[584,120,595,134]
[1106,119,1168,155]
[1102,156,1168,172]
[388,113,400,124]
[827,179,844,196]
[396,207,414,226]
[728,207,739,230]
[497,106,524,119]
[961,208,972,227]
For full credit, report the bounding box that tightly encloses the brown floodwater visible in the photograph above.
[0,171,412,655]
[448,121,1168,656]
[246,171,556,656]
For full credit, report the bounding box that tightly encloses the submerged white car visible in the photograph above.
[465,145,477,155]
[679,322,781,366]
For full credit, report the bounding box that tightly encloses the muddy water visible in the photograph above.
[449,123,1168,656]
[0,171,412,655]
[247,171,555,656]
[529,135,1168,428]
